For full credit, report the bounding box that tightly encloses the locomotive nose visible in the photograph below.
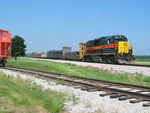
[118,41,130,54]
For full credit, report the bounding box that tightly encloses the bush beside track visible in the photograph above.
[6,57,150,87]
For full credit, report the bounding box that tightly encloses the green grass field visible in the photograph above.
[131,59,150,65]
[6,57,150,87]
[134,55,150,64]
[0,73,66,113]
[135,55,150,59]
[135,59,150,62]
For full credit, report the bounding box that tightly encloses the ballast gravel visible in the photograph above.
[0,69,149,113]
[30,58,150,77]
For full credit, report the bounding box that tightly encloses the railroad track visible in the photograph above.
[89,61,150,68]
[117,63,150,68]
[2,66,150,107]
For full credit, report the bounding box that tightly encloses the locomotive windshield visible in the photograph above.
[113,36,127,43]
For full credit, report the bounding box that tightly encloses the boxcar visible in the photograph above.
[41,53,47,58]
[0,30,12,66]
[32,53,43,58]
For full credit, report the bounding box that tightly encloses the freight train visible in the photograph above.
[32,35,134,64]
[0,30,12,66]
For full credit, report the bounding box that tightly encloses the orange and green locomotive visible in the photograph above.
[79,35,134,63]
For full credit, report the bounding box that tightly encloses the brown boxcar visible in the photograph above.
[32,53,43,58]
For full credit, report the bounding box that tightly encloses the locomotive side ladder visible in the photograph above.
[79,42,86,61]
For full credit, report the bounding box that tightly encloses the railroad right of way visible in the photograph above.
[30,58,150,77]
[3,66,150,107]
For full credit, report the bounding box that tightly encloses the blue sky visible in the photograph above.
[0,0,150,55]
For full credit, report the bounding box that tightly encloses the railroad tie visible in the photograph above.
[118,96,133,101]
[129,99,142,104]
[110,94,125,98]
[99,93,111,97]
[143,102,150,107]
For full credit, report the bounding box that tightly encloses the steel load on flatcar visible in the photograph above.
[47,50,63,59]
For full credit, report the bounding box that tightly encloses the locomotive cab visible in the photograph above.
[112,36,134,63]
[112,36,130,54]
[112,35,128,43]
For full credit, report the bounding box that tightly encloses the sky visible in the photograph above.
[0,0,150,55]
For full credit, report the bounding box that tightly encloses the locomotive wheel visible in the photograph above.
[86,56,93,62]
[101,56,108,63]
[81,57,86,62]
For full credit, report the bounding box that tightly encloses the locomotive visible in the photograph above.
[0,30,12,66]
[79,35,134,63]
[34,35,134,64]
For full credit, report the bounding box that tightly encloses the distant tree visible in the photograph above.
[11,35,26,59]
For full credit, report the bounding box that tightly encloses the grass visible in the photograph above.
[135,55,150,59]
[132,55,150,65]
[134,55,150,62]
[130,58,150,65]
[0,73,66,113]
[135,59,150,62]
[6,57,150,87]
[133,63,150,65]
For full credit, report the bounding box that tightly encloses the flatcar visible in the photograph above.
[47,50,63,59]
[0,30,12,66]
[79,35,134,63]
[63,51,79,60]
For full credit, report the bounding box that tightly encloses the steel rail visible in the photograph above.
[4,66,150,91]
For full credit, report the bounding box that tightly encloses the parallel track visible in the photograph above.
[123,63,150,68]
[32,57,150,68]
[3,66,150,107]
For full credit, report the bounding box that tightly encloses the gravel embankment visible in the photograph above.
[30,58,150,77]
[1,69,149,113]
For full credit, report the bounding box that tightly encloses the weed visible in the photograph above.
[0,73,65,113]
